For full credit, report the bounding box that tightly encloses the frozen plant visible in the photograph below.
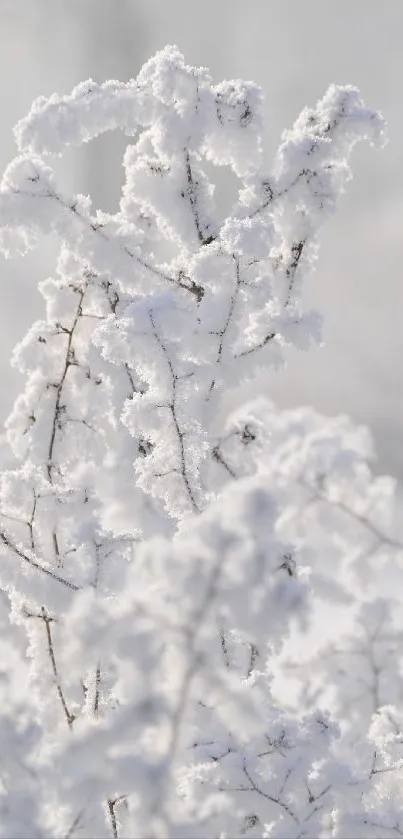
[0,45,396,838]
[213,397,403,729]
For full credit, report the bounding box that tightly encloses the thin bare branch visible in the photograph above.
[207,256,242,397]
[41,606,75,728]
[0,530,79,591]
[149,310,199,512]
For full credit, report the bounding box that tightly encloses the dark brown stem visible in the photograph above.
[207,257,242,397]
[107,799,118,839]
[47,289,85,481]
[0,530,79,590]
[41,606,75,728]
[149,311,199,512]
[93,664,101,715]
[184,149,216,246]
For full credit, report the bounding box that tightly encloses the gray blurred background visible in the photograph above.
[0,0,401,476]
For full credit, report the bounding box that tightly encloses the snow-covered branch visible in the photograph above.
[0,45,395,838]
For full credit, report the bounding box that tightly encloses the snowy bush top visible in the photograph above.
[0,46,386,523]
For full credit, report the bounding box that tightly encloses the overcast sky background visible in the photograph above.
[0,0,402,476]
